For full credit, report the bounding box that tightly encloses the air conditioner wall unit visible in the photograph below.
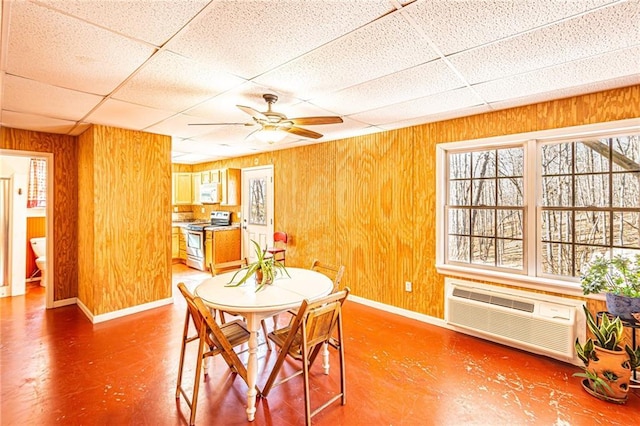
[444,278,586,366]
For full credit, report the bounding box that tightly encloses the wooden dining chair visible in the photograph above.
[266,231,288,264]
[175,282,251,425]
[211,259,271,350]
[310,260,345,292]
[261,288,350,425]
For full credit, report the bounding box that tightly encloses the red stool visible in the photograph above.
[267,232,288,264]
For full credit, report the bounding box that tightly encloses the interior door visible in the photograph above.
[241,166,274,263]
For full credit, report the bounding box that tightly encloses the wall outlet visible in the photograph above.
[201,207,205,213]
[405,281,412,292]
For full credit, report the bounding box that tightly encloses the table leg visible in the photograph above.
[245,315,260,421]
[322,342,330,374]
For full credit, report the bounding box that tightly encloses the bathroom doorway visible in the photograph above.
[0,149,54,308]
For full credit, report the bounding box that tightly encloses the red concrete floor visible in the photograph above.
[2,265,638,425]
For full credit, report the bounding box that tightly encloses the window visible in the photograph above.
[437,120,640,290]
[539,135,640,279]
[27,158,46,208]
[447,147,525,271]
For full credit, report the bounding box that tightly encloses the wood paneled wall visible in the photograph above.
[1,128,78,301]
[199,85,640,319]
[25,216,46,278]
[78,125,172,316]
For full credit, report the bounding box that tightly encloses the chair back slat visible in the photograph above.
[303,302,341,347]
[310,260,345,291]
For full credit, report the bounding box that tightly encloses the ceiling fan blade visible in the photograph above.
[188,122,254,126]
[289,116,343,126]
[237,105,268,120]
[283,126,323,139]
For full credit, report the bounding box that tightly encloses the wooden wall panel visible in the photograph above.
[205,84,640,320]
[77,130,95,311]
[1,128,78,301]
[25,217,46,278]
[78,125,172,316]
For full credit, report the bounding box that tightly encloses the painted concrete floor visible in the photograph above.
[1,264,638,425]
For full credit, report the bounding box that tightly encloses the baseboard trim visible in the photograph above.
[53,297,77,308]
[76,297,174,324]
[349,295,451,329]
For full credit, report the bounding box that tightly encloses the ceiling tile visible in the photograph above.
[309,59,464,116]
[349,87,485,126]
[475,46,640,103]
[34,0,210,46]
[405,0,617,55]
[166,0,394,80]
[488,74,640,113]
[253,11,439,99]
[3,74,104,121]
[84,99,175,130]
[6,0,155,95]
[0,110,77,134]
[112,50,246,112]
[145,113,234,139]
[448,1,640,85]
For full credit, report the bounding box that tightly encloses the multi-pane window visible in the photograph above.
[443,130,640,284]
[447,147,525,271]
[540,135,640,278]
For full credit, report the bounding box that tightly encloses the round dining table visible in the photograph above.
[195,267,334,422]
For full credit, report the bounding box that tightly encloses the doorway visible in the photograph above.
[0,149,54,308]
[241,166,274,262]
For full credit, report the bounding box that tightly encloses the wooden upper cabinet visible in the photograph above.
[191,173,201,205]
[172,173,192,205]
[220,168,241,206]
[201,169,220,184]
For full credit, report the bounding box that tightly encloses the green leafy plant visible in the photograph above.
[580,254,640,298]
[226,240,289,292]
[575,306,625,366]
[572,369,614,395]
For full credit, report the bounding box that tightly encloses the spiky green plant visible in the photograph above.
[225,239,289,292]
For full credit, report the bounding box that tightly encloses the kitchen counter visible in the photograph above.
[205,224,241,231]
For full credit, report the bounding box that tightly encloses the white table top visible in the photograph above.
[194,267,334,314]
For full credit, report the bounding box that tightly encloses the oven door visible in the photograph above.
[186,230,204,258]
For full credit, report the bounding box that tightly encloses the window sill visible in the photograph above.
[436,264,605,301]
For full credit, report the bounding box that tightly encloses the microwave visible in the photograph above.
[200,183,221,204]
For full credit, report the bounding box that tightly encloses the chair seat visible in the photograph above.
[219,319,250,347]
[268,327,304,360]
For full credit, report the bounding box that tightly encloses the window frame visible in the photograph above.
[435,118,640,297]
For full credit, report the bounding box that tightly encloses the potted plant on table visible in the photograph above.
[580,254,640,321]
[226,240,289,291]
[574,306,640,403]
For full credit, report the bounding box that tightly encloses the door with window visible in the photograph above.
[241,166,274,263]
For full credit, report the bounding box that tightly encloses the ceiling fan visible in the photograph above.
[190,94,343,141]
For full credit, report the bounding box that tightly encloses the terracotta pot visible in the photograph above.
[605,293,640,321]
[586,346,631,401]
[255,268,272,285]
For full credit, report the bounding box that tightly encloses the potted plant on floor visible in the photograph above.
[580,254,640,321]
[226,239,289,291]
[574,306,640,403]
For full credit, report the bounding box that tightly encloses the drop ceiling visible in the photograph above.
[1,0,639,164]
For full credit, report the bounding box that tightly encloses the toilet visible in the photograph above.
[30,237,46,287]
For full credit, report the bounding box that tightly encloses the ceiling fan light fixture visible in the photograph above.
[255,126,287,144]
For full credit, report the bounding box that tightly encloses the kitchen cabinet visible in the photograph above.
[220,168,241,206]
[172,227,179,259]
[179,228,187,261]
[172,173,192,205]
[201,169,220,184]
[191,173,201,205]
[205,228,241,270]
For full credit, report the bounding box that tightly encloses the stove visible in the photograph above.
[185,211,233,271]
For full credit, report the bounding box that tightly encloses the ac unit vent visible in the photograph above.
[452,287,534,313]
[445,279,586,365]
